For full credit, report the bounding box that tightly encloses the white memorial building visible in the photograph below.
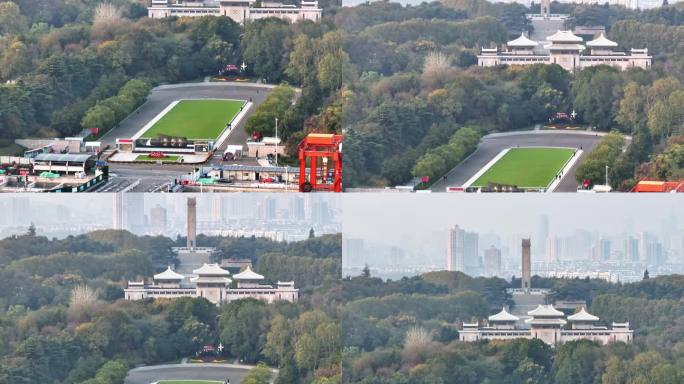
[478,31,651,72]
[460,305,633,346]
[148,0,322,24]
[124,264,298,305]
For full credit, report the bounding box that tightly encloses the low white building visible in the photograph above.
[460,305,633,346]
[148,0,322,24]
[478,31,651,72]
[124,264,298,305]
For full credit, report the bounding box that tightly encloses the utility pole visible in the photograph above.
[275,117,278,167]
[605,165,609,187]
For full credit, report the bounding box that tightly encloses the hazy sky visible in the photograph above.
[343,194,683,247]
[0,193,341,239]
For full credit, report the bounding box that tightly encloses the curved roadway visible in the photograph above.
[429,131,608,192]
[125,363,270,384]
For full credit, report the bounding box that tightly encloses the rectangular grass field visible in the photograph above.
[472,147,575,189]
[141,99,244,140]
[135,154,180,162]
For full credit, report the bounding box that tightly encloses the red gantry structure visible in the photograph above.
[298,133,342,192]
[630,180,684,193]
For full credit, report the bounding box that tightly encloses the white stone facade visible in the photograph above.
[124,264,298,305]
[148,0,322,24]
[478,31,651,72]
[459,305,633,346]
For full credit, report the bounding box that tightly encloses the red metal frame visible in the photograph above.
[298,133,342,192]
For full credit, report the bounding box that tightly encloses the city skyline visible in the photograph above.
[342,194,684,281]
[0,194,341,241]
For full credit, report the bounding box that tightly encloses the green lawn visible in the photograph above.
[157,381,223,384]
[472,147,575,188]
[135,154,180,162]
[141,99,244,140]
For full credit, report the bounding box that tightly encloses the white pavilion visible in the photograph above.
[124,264,298,305]
[478,31,651,72]
[459,305,633,346]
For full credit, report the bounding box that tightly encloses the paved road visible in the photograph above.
[125,364,254,384]
[429,131,604,192]
[100,83,273,151]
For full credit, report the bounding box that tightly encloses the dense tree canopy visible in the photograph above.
[341,1,684,189]
[342,272,684,384]
[0,229,342,384]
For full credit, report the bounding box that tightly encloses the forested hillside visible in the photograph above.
[341,270,684,384]
[0,228,342,384]
[0,0,343,157]
[341,1,684,189]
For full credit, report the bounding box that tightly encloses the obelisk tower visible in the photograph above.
[187,197,197,249]
[541,0,550,18]
[522,238,531,291]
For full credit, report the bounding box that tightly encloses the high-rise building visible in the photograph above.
[113,193,123,230]
[211,194,223,223]
[638,232,650,263]
[150,204,167,234]
[187,197,197,249]
[290,196,305,221]
[311,199,330,225]
[624,236,639,262]
[522,238,531,291]
[126,194,145,231]
[258,196,277,221]
[599,238,611,261]
[447,225,479,275]
[447,225,464,272]
[484,246,502,277]
[545,235,559,263]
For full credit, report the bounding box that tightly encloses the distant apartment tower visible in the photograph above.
[624,236,639,262]
[187,197,197,249]
[484,246,502,277]
[211,194,223,223]
[447,225,479,275]
[290,196,305,221]
[522,238,531,291]
[311,199,330,225]
[600,238,611,261]
[126,194,145,231]
[150,205,167,234]
[447,225,464,272]
[259,196,277,220]
[545,236,559,263]
[113,193,123,230]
